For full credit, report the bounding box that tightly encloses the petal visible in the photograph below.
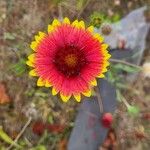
[94,33,104,43]
[52,19,61,27]
[72,20,79,27]
[48,24,54,33]
[102,43,109,50]
[36,32,46,43]
[29,69,38,76]
[45,80,52,87]
[28,53,35,62]
[39,31,46,37]
[82,90,92,97]
[52,87,59,96]
[35,35,40,42]
[105,53,111,59]
[105,61,110,67]
[87,26,94,33]
[35,32,46,42]
[73,93,81,102]
[102,68,108,73]
[63,17,70,24]
[78,21,85,29]
[60,93,71,102]
[37,77,45,86]
[30,41,38,51]
[90,78,97,86]
[26,60,34,67]
[97,73,105,78]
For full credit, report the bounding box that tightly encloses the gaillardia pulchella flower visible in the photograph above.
[26,18,111,102]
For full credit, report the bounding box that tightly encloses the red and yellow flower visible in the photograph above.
[26,18,111,102]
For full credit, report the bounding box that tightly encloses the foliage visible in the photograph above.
[11,59,27,76]
[90,11,120,28]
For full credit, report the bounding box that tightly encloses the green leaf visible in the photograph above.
[30,145,46,150]
[116,83,128,89]
[112,14,120,22]
[113,64,141,73]
[116,89,123,102]
[4,32,16,40]
[107,71,115,83]
[11,59,27,75]
[127,106,140,116]
[48,115,54,124]
[0,126,20,148]
[35,90,48,98]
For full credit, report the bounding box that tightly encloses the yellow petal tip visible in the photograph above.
[45,80,52,87]
[26,60,34,67]
[87,26,94,33]
[94,33,104,43]
[79,21,85,29]
[74,94,81,102]
[29,69,38,76]
[48,25,54,33]
[72,20,79,27]
[60,93,71,102]
[28,53,35,61]
[82,90,92,97]
[52,19,61,27]
[52,87,58,96]
[97,74,105,78]
[63,17,70,24]
[37,78,45,87]
[91,79,97,86]
[30,41,38,51]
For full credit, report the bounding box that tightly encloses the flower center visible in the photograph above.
[54,45,87,78]
[64,54,77,67]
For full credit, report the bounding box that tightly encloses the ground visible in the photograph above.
[0,0,150,150]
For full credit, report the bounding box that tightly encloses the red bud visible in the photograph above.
[101,113,113,128]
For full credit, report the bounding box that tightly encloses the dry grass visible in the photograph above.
[0,0,149,149]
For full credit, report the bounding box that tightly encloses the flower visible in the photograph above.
[26,18,111,102]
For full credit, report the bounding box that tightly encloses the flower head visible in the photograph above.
[26,18,111,102]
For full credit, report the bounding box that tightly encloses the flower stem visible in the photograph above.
[95,86,104,113]
[121,96,130,108]
[110,58,142,69]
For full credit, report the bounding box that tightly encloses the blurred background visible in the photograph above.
[0,0,150,150]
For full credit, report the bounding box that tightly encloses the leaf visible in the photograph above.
[11,59,27,75]
[0,82,11,104]
[107,71,115,84]
[116,89,123,102]
[29,145,46,150]
[127,106,140,116]
[116,83,129,89]
[112,14,120,22]
[0,126,20,148]
[113,63,141,73]
[4,32,16,40]
[47,115,54,124]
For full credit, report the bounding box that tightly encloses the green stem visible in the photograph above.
[110,58,142,69]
